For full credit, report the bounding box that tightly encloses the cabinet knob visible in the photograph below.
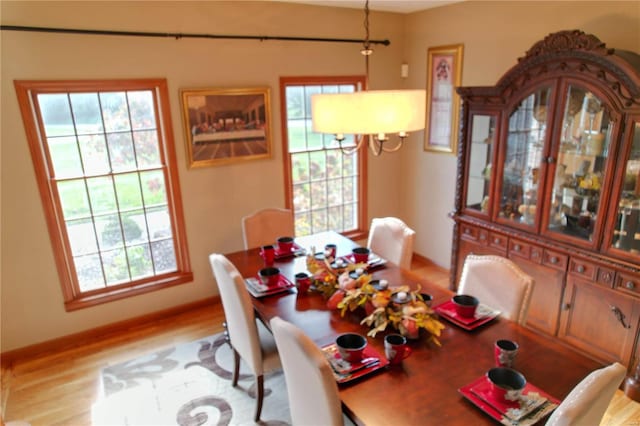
[563,303,571,310]
[576,265,585,273]
[494,238,500,244]
[532,251,540,258]
[464,228,471,235]
[602,272,612,282]
[626,281,636,290]
[550,256,559,264]
[513,244,521,252]
[480,234,486,241]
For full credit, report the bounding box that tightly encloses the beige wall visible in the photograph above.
[0,1,407,352]
[401,1,640,267]
[1,0,638,352]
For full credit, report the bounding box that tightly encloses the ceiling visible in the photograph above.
[274,0,462,14]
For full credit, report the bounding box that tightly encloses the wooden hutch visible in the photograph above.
[451,30,640,371]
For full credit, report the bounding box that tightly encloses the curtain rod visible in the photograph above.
[0,25,391,46]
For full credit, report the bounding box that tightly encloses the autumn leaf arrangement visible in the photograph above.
[305,251,445,345]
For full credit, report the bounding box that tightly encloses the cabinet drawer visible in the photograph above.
[508,239,531,260]
[616,272,640,295]
[461,224,479,241]
[530,246,543,264]
[568,258,597,281]
[596,267,616,288]
[542,250,568,271]
[488,232,508,253]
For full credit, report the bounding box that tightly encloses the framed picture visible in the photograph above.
[180,87,272,168]
[424,44,464,154]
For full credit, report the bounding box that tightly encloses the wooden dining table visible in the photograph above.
[225,231,603,425]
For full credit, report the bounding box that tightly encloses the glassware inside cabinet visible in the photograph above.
[465,114,496,214]
[547,85,612,241]
[498,88,550,226]
[612,122,640,253]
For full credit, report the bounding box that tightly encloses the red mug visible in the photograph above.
[260,245,275,266]
[324,244,337,259]
[384,333,412,365]
[295,272,311,294]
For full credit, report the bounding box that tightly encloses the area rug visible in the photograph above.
[92,333,291,425]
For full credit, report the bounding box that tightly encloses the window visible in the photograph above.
[280,76,367,239]
[15,79,192,311]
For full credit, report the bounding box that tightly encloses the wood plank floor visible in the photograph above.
[1,256,638,425]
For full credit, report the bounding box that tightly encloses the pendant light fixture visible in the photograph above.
[311,0,426,156]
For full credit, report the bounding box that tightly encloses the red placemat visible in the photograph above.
[274,242,303,259]
[434,300,500,330]
[459,375,560,425]
[322,343,389,384]
[245,274,295,298]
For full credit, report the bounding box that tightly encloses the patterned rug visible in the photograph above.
[92,333,291,425]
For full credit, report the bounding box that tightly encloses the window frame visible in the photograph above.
[14,78,192,311]
[279,76,368,240]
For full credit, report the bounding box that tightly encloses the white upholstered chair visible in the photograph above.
[241,208,295,250]
[458,254,534,325]
[270,316,344,426]
[208,254,281,422]
[546,362,626,426]
[367,217,416,270]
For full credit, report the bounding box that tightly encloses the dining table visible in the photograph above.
[224,231,604,425]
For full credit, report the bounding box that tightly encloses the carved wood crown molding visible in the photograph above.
[519,29,614,61]
[458,30,640,107]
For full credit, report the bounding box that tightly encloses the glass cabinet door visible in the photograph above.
[465,114,496,214]
[497,88,550,226]
[611,120,640,255]
[546,85,612,242]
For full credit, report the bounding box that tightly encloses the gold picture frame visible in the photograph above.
[424,44,464,155]
[180,87,272,168]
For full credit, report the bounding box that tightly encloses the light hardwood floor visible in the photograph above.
[1,257,638,425]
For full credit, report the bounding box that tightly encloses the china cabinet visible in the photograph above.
[451,30,640,369]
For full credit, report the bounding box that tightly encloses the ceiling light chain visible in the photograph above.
[312,0,426,157]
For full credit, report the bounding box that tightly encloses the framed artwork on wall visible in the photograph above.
[424,44,464,155]
[180,87,272,168]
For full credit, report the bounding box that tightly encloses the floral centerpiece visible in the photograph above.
[306,251,445,345]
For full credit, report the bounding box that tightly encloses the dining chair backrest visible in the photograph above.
[242,208,295,250]
[270,316,343,426]
[367,217,416,270]
[458,254,534,325]
[209,253,280,421]
[209,253,265,373]
[545,362,626,426]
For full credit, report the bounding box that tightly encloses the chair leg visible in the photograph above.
[254,374,264,422]
[231,348,240,387]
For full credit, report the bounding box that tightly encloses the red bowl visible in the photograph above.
[452,294,479,318]
[336,333,367,363]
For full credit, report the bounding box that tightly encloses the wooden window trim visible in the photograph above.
[279,76,368,240]
[14,78,193,311]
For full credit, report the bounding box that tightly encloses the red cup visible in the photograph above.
[259,267,280,287]
[352,247,370,263]
[260,245,275,266]
[277,236,294,253]
[494,339,519,367]
[384,333,412,365]
[295,272,311,294]
[324,244,337,259]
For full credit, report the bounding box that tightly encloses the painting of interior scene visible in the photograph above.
[183,88,271,166]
